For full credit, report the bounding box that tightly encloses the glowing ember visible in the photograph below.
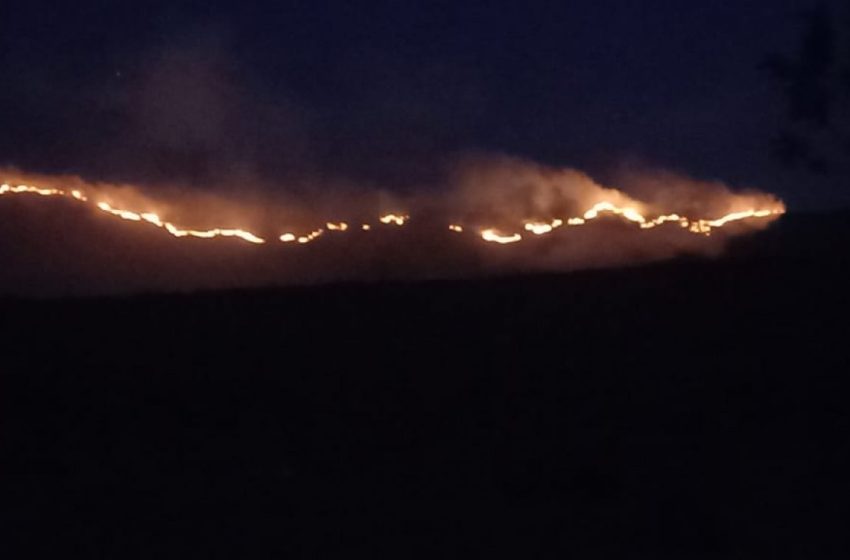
[297,229,324,244]
[97,201,141,221]
[640,214,683,229]
[141,212,164,226]
[524,219,564,235]
[379,213,409,226]
[704,209,775,228]
[1,183,66,197]
[570,202,783,236]
[449,224,464,233]
[327,222,349,231]
[481,229,523,244]
[583,201,645,224]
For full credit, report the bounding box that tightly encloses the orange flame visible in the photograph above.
[2,179,785,248]
[1,183,66,197]
[95,202,266,244]
[524,219,564,235]
[297,229,324,244]
[481,229,523,244]
[379,213,409,226]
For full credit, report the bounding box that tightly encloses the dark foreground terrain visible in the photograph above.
[2,213,849,557]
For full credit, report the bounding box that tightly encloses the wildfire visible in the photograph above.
[1,183,65,197]
[583,201,645,224]
[297,229,324,244]
[493,201,784,241]
[1,179,785,249]
[96,202,266,244]
[703,209,775,228]
[481,229,523,244]
[379,213,409,226]
[524,219,564,235]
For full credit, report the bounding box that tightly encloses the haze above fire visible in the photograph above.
[0,154,784,296]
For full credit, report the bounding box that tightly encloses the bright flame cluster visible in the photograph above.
[485,201,783,244]
[1,183,88,202]
[2,181,784,247]
[379,213,409,226]
[280,229,324,244]
[96,202,266,244]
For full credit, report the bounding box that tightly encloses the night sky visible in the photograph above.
[0,0,842,209]
[3,5,850,554]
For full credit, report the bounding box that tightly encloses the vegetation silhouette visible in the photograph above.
[763,2,850,176]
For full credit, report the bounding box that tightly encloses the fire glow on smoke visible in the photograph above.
[0,162,784,249]
[0,156,786,295]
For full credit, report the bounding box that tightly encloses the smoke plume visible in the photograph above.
[0,154,784,296]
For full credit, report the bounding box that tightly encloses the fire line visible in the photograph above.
[2,181,785,246]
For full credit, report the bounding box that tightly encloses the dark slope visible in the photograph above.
[0,194,799,298]
[1,212,849,557]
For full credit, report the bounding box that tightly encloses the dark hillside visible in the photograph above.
[1,213,849,557]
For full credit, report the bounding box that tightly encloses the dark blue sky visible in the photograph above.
[0,0,842,209]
